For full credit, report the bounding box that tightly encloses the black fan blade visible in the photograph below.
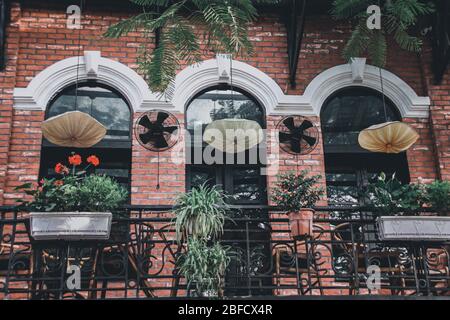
[290,139,301,153]
[139,131,155,145]
[155,135,169,149]
[302,135,317,146]
[138,115,153,129]
[279,132,293,143]
[156,112,169,124]
[298,120,313,131]
[163,125,178,134]
[282,117,296,131]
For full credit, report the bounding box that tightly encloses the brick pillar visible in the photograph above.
[131,112,185,206]
[0,3,21,205]
[420,45,450,181]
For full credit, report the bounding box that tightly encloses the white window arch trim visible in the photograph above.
[172,57,430,118]
[13,51,166,112]
[304,63,430,118]
[13,52,430,118]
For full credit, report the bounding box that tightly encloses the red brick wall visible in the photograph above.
[0,3,21,204]
[0,1,449,299]
[0,3,445,204]
[419,44,450,181]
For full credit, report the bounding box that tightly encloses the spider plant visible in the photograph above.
[174,183,229,241]
[178,238,231,297]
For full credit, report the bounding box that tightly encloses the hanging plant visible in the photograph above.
[174,183,229,242]
[331,0,434,66]
[177,238,231,297]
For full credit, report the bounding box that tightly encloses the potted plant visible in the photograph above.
[271,171,324,239]
[364,173,450,241]
[16,153,128,241]
[174,183,228,241]
[178,238,231,298]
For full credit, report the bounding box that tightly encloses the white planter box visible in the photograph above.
[378,216,450,241]
[30,212,112,241]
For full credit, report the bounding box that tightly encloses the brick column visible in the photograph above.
[0,3,21,205]
[419,45,450,181]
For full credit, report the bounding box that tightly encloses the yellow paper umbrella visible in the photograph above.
[41,111,107,148]
[203,119,263,153]
[358,121,419,153]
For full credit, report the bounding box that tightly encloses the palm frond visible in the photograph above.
[103,13,155,38]
[394,27,422,52]
[130,0,171,6]
[331,0,371,20]
[105,0,259,92]
[333,0,434,67]
[342,18,371,62]
[368,30,387,67]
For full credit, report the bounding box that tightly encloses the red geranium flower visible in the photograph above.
[68,154,82,166]
[55,163,69,174]
[54,180,64,187]
[87,155,100,167]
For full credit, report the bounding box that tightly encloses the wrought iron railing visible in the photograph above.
[1,206,450,299]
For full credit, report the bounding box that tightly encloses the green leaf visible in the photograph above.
[333,0,434,67]
[103,13,156,38]
[14,183,33,191]
[104,0,257,93]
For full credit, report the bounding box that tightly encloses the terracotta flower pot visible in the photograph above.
[288,209,314,239]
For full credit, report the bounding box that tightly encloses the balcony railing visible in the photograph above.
[1,206,450,299]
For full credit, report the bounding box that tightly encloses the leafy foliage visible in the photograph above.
[425,180,450,216]
[104,0,278,93]
[16,154,127,214]
[174,183,229,241]
[331,0,434,67]
[362,172,442,216]
[174,183,235,297]
[178,238,231,297]
[271,170,324,213]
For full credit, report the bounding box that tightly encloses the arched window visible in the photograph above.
[40,82,132,192]
[186,86,270,296]
[321,87,410,206]
[185,86,267,204]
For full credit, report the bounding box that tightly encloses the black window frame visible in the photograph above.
[321,87,410,206]
[321,87,402,154]
[184,85,268,206]
[39,81,133,199]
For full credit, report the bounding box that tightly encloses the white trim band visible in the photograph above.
[13,51,167,112]
[13,52,430,118]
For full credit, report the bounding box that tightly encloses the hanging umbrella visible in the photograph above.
[358,121,419,153]
[203,119,263,153]
[41,111,107,148]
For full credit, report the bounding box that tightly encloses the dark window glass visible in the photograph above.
[186,87,266,204]
[41,83,132,196]
[321,88,409,207]
[186,87,270,296]
[230,168,263,202]
[186,89,264,131]
[321,88,399,146]
[48,85,131,140]
[326,172,359,206]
